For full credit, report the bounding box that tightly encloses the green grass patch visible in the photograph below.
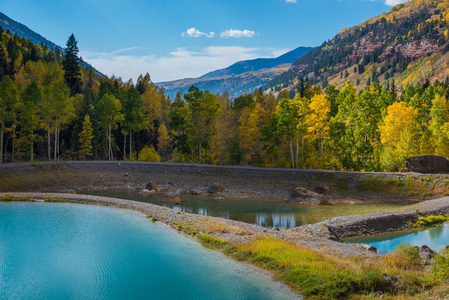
[356,175,438,196]
[357,175,402,194]
[197,234,229,247]
[0,196,34,202]
[411,215,449,228]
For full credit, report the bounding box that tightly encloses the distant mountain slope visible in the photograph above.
[201,46,314,78]
[158,47,313,99]
[262,0,449,93]
[159,64,291,99]
[0,11,102,75]
[0,12,59,50]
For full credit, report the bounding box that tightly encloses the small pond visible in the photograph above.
[0,202,300,299]
[80,190,405,229]
[346,223,449,253]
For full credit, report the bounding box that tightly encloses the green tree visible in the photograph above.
[96,93,123,160]
[121,87,147,159]
[0,76,18,163]
[62,34,82,96]
[79,114,93,159]
[18,81,42,161]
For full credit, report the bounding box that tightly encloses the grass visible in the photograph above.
[0,196,34,202]
[199,234,449,299]
[411,215,449,228]
[198,234,229,247]
[356,174,446,197]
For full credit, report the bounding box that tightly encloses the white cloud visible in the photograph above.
[220,29,256,38]
[182,27,215,38]
[270,48,291,57]
[384,0,408,6]
[286,0,298,3]
[80,46,282,83]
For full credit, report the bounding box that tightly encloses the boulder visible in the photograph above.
[166,189,181,198]
[145,182,159,192]
[190,189,203,195]
[314,183,330,194]
[289,186,325,205]
[419,245,435,262]
[406,155,449,173]
[358,243,378,253]
[208,183,225,194]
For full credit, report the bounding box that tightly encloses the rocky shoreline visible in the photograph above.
[1,161,448,204]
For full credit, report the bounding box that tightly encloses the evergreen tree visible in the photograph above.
[79,114,93,159]
[62,34,82,96]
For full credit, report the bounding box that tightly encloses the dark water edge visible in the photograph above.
[79,190,405,229]
[0,202,301,300]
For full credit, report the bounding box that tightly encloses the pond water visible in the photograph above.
[0,202,300,300]
[81,190,404,229]
[346,223,449,253]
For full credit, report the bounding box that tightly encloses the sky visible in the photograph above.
[1,0,408,83]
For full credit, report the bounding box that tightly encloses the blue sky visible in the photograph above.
[1,0,407,82]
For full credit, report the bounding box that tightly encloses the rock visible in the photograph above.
[166,189,181,198]
[419,245,435,262]
[358,243,377,253]
[141,189,156,194]
[214,196,224,200]
[406,155,449,173]
[314,184,330,194]
[190,189,203,195]
[289,186,325,205]
[145,182,159,192]
[208,183,225,194]
[163,197,182,205]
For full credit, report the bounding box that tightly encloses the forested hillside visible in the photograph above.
[263,0,449,93]
[3,0,449,173]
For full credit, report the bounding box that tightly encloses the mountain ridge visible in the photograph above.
[0,11,102,76]
[262,0,449,93]
[158,46,313,99]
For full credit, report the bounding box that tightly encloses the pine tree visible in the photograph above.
[79,114,93,160]
[62,34,82,96]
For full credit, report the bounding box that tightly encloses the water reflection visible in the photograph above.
[348,223,449,253]
[80,190,404,230]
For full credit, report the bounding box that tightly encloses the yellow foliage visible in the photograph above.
[380,102,417,147]
[305,94,330,154]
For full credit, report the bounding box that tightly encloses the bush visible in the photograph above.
[431,248,449,282]
[412,215,449,227]
[138,146,161,162]
[383,243,421,270]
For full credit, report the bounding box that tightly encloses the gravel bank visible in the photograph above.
[293,197,449,239]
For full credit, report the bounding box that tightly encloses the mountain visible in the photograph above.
[262,0,449,93]
[0,12,59,51]
[201,46,313,78]
[157,47,313,99]
[0,11,102,75]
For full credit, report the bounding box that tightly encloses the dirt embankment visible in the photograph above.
[1,161,448,204]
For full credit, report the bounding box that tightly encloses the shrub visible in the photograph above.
[197,234,229,247]
[138,146,161,162]
[412,215,449,227]
[383,243,421,270]
[431,248,449,282]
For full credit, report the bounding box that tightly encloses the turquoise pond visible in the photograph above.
[0,202,300,300]
[347,223,449,253]
[81,190,404,230]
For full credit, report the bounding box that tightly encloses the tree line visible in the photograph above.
[2,29,449,172]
